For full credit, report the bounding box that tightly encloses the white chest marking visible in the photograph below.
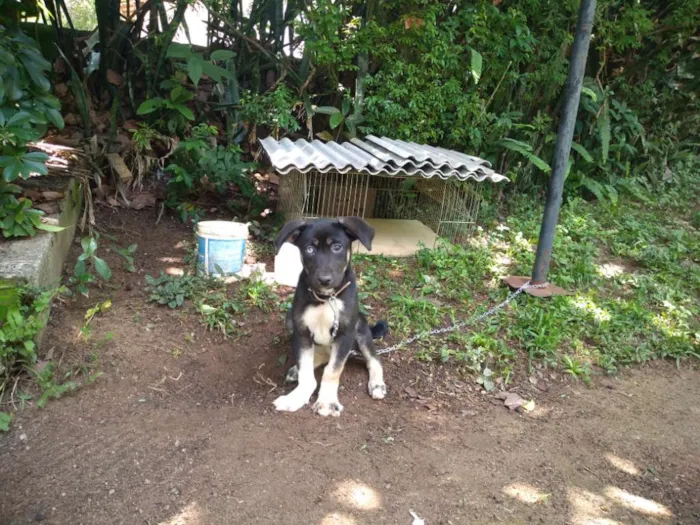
[301,299,344,346]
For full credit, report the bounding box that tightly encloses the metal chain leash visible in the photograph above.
[360,281,546,357]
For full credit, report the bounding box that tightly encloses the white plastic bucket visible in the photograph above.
[196,221,248,277]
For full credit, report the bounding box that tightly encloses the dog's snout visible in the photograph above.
[318,275,333,286]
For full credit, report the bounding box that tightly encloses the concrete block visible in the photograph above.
[0,177,82,289]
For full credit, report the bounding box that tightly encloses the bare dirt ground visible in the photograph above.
[1,209,699,525]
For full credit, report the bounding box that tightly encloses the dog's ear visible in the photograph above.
[274,219,308,254]
[339,216,374,251]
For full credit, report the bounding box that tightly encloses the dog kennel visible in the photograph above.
[260,136,508,256]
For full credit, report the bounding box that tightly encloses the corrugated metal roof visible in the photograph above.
[259,135,508,183]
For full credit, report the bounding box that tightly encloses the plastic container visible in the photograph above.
[196,221,248,277]
[274,242,303,287]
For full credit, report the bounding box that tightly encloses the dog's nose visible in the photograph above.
[318,275,332,287]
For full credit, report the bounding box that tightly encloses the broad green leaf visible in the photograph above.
[24,152,49,162]
[201,61,235,82]
[92,256,112,280]
[313,106,341,115]
[36,223,66,233]
[7,110,32,126]
[329,112,344,129]
[187,57,203,87]
[22,159,49,176]
[167,43,193,59]
[0,412,12,432]
[210,49,235,61]
[46,108,65,129]
[137,98,164,115]
[470,48,483,84]
[19,55,50,92]
[175,105,195,120]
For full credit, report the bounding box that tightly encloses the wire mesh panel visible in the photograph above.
[436,180,482,243]
[277,170,482,245]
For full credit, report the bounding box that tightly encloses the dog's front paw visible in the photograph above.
[313,400,344,417]
[273,390,310,412]
[368,381,387,400]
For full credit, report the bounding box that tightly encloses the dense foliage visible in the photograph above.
[0,0,65,237]
[51,0,697,208]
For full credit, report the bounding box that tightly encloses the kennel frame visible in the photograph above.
[262,136,508,246]
[278,169,484,244]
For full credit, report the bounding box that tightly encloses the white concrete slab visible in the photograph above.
[354,218,437,257]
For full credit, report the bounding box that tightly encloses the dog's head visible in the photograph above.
[274,217,374,294]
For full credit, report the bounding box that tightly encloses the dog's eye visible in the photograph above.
[331,243,343,253]
[305,245,315,254]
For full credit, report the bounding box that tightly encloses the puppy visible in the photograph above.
[272,217,387,417]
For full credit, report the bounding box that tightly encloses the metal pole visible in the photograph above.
[532,0,597,284]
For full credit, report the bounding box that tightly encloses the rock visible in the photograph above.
[41,191,64,201]
[35,202,60,215]
[504,393,526,410]
[129,192,155,210]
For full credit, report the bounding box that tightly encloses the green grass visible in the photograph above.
[352,175,699,384]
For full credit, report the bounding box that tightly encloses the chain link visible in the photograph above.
[357,281,546,357]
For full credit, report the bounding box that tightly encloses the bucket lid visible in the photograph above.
[197,221,249,238]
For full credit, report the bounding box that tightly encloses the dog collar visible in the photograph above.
[308,281,351,340]
[308,280,351,303]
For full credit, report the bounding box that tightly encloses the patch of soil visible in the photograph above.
[1,208,699,525]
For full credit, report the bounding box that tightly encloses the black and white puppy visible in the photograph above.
[273,217,387,417]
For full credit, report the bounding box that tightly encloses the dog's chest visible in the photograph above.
[301,300,344,346]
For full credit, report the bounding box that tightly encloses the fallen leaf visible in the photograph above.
[522,400,536,412]
[107,69,123,86]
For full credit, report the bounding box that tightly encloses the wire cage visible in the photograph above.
[278,169,483,245]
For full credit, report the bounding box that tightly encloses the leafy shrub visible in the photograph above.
[0,285,63,392]
[0,18,65,237]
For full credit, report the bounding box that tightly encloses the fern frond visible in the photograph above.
[497,138,551,174]
[571,142,593,162]
[598,99,611,163]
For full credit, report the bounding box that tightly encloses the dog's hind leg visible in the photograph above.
[356,320,387,400]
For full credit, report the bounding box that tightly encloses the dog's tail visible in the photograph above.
[370,320,389,340]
